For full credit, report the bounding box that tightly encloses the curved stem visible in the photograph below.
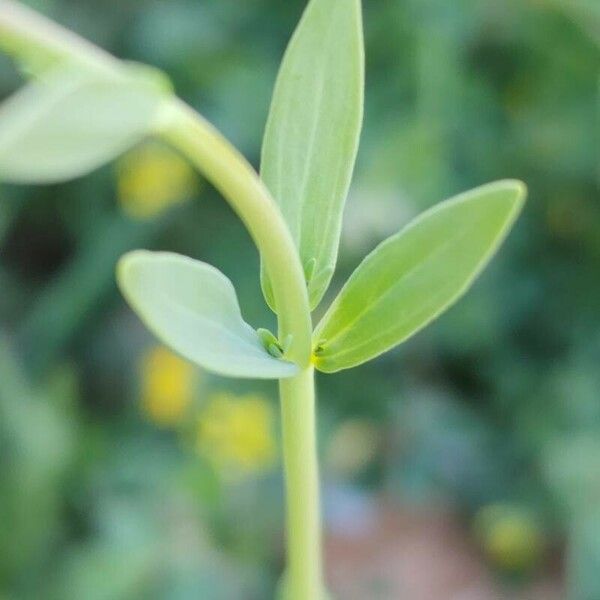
[161,99,312,367]
[0,0,119,74]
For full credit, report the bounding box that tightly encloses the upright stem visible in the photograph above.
[163,100,323,598]
[279,366,322,600]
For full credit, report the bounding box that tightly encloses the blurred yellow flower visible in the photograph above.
[197,392,277,477]
[140,346,196,427]
[117,142,198,219]
[474,504,544,572]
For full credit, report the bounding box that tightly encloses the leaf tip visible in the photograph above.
[493,178,528,211]
[116,248,155,296]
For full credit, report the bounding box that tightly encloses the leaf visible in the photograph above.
[0,64,172,184]
[117,251,299,379]
[313,180,526,373]
[260,0,364,311]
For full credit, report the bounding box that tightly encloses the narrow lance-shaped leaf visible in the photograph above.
[0,63,172,184]
[260,0,364,311]
[313,180,527,373]
[117,251,299,380]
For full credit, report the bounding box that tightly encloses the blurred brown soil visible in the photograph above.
[324,501,563,600]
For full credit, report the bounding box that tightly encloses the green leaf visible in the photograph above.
[0,64,172,184]
[313,180,526,373]
[260,0,364,311]
[117,251,299,379]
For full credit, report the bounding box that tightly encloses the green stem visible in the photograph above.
[162,100,323,597]
[279,366,323,600]
[161,99,312,367]
[0,0,119,74]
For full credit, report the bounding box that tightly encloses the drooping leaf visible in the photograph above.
[260,0,364,311]
[313,180,526,373]
[0,64,172,184]
[117,251,298,379]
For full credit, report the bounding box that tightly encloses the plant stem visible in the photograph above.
[0,0,119,74]
[161,99,312,367]
[0,6,322,595]
[163,100,323,598]
[279,366,323,600]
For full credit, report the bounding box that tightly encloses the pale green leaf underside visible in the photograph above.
[313,180,527,373]
[117,251,298,380]
[0,65,170,184]
[260,0,364,311]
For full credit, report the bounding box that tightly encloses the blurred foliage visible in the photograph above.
[0,0,598,598]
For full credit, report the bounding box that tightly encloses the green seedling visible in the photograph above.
[0,1,526,598]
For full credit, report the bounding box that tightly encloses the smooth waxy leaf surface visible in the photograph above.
[313,180,526,373]
[117,251,299,379]
[260,0,364,311]
[0,64,171,184]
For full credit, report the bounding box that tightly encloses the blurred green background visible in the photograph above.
[0,0,598,598]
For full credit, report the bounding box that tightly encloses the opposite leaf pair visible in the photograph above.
[117,179,525,379]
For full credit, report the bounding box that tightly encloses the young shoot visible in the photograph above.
[0,1,526,598]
